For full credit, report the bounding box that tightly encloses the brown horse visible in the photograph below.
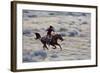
[34,33,64,51]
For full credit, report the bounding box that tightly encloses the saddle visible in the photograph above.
[46,35,53,45]
[46,32,56,45]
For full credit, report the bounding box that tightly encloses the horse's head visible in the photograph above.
[56,34,64,41]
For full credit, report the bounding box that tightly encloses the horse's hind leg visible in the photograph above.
[43,45,45,50]
[45,44,49,50]
[43,44,49,50]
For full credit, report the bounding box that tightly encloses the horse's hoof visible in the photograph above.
[53,48,56,49]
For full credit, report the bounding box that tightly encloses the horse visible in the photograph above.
[34,32,64,51]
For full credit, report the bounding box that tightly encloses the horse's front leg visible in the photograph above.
[56,43,62,51]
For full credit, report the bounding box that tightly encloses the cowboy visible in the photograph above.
[46,26,55,45]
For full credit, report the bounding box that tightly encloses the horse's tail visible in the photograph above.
[34,33,41,40]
